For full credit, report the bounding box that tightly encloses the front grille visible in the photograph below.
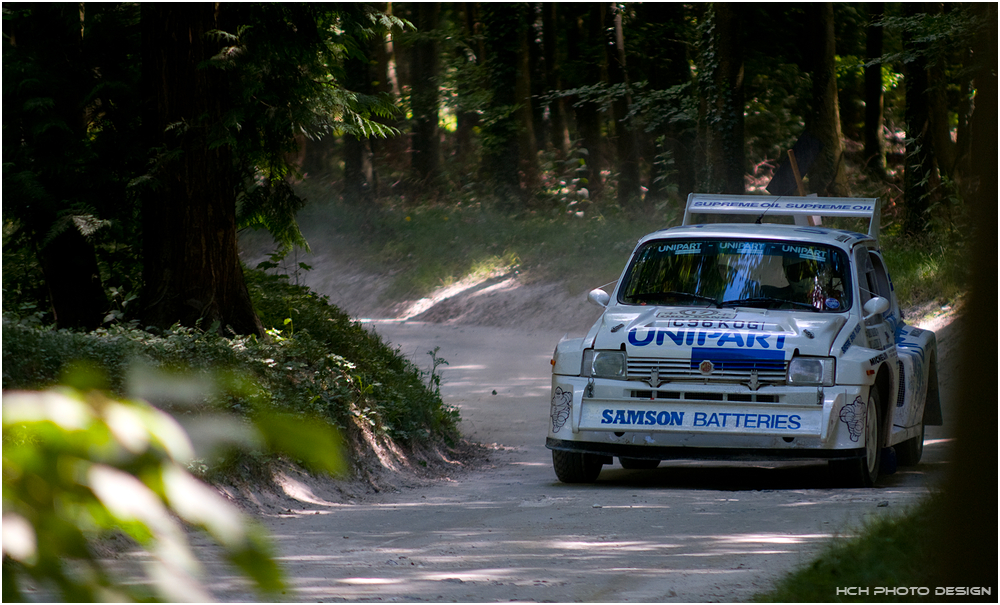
[629,390,779,403]
[628,355,788,385]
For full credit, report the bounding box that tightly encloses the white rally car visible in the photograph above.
[547,194,941,487]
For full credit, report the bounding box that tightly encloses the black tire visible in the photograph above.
[552,450,604,483]
[619,457,660,470]
[896,421,924,466]
[898,360,938,466]
[830,388,882,487]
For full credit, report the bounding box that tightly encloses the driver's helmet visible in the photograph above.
[783,257,817,284]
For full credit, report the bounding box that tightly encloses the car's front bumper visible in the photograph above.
[546,374,870,459]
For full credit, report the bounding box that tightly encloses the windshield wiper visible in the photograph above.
[719,296,818,311]
[630,291,719,306]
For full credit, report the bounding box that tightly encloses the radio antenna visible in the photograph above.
[755,196,782,224]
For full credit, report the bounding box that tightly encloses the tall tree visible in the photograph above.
[900,2,934,234]
[479,2,529,206]
[804,2,848,196]
[343,8,374,204]
[409,2,442,187]
[864,3,887,177]
[2,4,142,329]
[140,3,264,336]
[605,3,641,210]
[700,3,745,195]
[141,4,401,334]
[516,4,539,191]
[565,4,607,201]
[631,3,698,206]
[542,3,570,158]
[454,3,484,162]
[936,1,997,590]
[926,3,956,179]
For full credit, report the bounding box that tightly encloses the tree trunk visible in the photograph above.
[9,4,110,330]
[901,2,934,235]
[805,2,848,196]
[927,5,956,179]
[344,4,378,205]
[637,3,697,206]
[542,3,570,158]
[516,4,539,191]
[140,3,263,337]
[38,227,109,331]
[566,4,605,201]
[376,2,409,174]
[864,3,886,177]
[701,3,745,195]
[526,4,546,155]
[455,3,482,163]
[605,3,642,210]
[936,1,996,590]
[410,2,441,187]
[952,50,974,182]
[480,3,527,206]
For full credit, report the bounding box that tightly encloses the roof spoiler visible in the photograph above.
[682,193,881,239]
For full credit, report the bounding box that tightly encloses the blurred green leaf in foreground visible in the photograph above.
[2,367,345,602]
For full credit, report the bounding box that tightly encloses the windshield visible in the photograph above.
[618,239,852,312]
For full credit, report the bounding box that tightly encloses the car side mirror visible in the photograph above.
[863,296,890,320]
[588,288,610,308]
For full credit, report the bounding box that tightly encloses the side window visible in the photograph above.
[853,247,876,305]
[868,252,893,300]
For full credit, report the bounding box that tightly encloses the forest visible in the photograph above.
[2,4,996,600]
[2,2,996,334]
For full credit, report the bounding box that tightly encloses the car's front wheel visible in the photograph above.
[830,388,883,487]
[552,450,604,483]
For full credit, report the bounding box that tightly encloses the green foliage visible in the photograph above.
[876,7,985,67]
[245,268,460,441]
[425,347,449,396]
[2,3,410,326]
[198,5,407,265]
[755,498,938,602]
[626,82,699,135]
[1,262,456,600]
[537,146,598,215]
[881,233,968,310]
[744,63,812,168]
[2,385,285,602]
[3,269,459,446]
[3,3,146,319]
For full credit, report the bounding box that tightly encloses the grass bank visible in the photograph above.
[2,267,460,478]
[290,179,968,312]
[756,498,936,602]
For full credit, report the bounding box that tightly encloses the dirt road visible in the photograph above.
[197,310,959,603]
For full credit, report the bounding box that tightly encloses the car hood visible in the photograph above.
[591,306,847,360]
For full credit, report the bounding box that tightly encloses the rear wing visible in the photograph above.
[682,193,881,239]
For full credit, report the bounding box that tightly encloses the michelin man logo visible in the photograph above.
[550,387,572,433]
[839,395,867,442]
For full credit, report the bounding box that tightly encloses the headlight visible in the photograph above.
[786,356,835,386]
[583,350,627,379]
